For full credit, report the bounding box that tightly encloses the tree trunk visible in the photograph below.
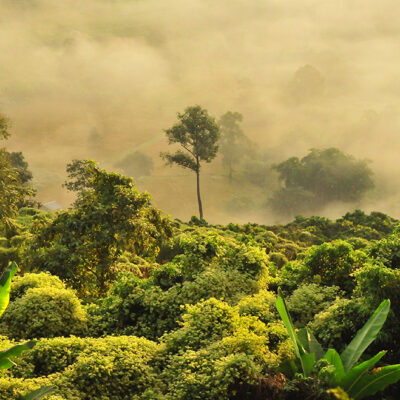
[196,164,203,219]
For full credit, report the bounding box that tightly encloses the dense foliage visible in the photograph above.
[24,160,172,297]
[1,129,400,399]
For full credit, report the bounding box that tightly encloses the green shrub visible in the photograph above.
[61,336,158,400]
[10,336,88,379]
[352,263,400,363]
[280,241,367,293]
[10,272,66,301]
[161,348,261,400]
[368,229,400,269]
[287,284,343,326]
[237,290,278,324]
[8,336,158,400]
[269,252,288,269]
[308,298,369,352]
[161,298,284,366]
[0,377,62,400]
[0,287,88,339]
[303,241,367,292]
[88,231,269,340]
[158,298,288,400]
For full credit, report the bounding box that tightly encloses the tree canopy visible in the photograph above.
[269,148,374,216]
[0,116,34,231]
[27,160,172,297]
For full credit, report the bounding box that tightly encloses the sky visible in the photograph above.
[2,0,400,223]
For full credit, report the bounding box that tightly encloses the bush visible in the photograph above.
[10,272,66,301]
[158,298,289,400]
[269,252,288,269]
[161,348,262,400]
[352,263,400,363]
[88,231,269,340]
[308,298,369,352]
[0,287,87,339]
[368,229,400,269]
[8,336,158,400]
[0,377,62,400]
[237,290,278,324]
[62,336,158,400]
[280,241,367,293]
[287,284,343,326]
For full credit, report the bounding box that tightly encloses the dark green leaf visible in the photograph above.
[351,364,400,400]
[341,300,390,372]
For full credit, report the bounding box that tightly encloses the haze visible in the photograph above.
[2,0,400,223]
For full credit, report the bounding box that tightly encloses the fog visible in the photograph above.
[2,0,400,223]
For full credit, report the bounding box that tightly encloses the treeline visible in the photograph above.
[107,105,374,220]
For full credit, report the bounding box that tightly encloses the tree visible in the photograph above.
[0,116,34,231]
[161,105,220,219]
[270,148,374,217]
[218,111,251,182]
[27,160,172,297]
[115,151,154,179]
[8,151,33,184]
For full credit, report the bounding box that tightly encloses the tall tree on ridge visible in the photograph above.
[161,105,220,219]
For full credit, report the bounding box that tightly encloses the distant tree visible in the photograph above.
[0,117,34,231]
[115,151,154,179]
[218,111,251,182]
[0,115,10,140]
[27,160,172,297]
[161,105,220,219]
[270,148,374,216]
[8,151,33,184]
[287,64,325,104]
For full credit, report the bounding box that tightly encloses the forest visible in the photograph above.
[2,109,400,400]
[3,1,400,399]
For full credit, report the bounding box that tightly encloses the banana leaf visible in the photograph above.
[341,300,390,372]
[351,364,400,400]
[0,262,17,317]
[0,340,37,370]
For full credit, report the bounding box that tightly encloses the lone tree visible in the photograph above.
[161,105,220,219]
[218,111,251,182]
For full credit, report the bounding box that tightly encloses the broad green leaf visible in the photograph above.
[307,330,324,361]
[0,341,36,370]
[297,328,310,352]
[341,299,390,372]
[342,351,386,395]
[297,328,324,360]
[300,352,315,377]
[0,262,17,317]
[276,292,304,358]
[324,349,345,385]
[351,364,400,400]
[20,386,56,400]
